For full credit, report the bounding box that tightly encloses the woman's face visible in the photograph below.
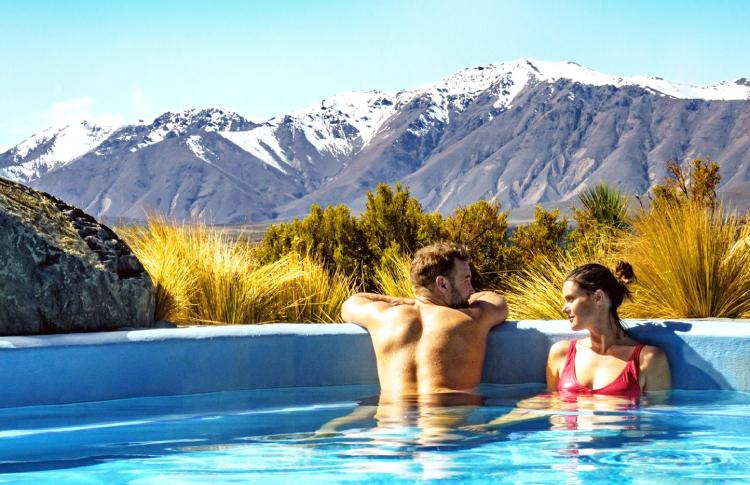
[561,280,598,331]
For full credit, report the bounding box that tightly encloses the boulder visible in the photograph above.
[0,177,155,334]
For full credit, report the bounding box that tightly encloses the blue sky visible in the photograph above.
[1,0,748,149]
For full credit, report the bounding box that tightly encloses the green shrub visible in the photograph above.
[443,199,521,287]
[510,207,568,264]
[359,182,445,262]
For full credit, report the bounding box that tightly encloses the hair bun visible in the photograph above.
[614,260,635,285]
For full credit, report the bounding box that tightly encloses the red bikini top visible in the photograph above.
[557,340,644,398]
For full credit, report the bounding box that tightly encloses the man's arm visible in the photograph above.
[316,405,378,436]
[468,291,508,329]
[341,293,415,329]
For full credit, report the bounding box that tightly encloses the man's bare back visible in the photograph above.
[341,245,508,400]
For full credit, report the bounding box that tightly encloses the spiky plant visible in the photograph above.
[576,183,631,231]
[622,202,750,318]
[504,231,623,320]
[374,249,414,298]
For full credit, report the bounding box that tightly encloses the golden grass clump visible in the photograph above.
[266,252,356,323]
[118,215,355,324]
[374,250,415,298]
[621,203,750,319]
[504,231,623,320]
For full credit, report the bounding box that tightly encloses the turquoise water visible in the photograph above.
[0,384,748,483]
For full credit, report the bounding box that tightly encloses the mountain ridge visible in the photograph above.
[2,59,749,223]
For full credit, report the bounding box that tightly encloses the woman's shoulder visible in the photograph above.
[548,339,573,359]
[636,344,672,390]
[638,344,668,366]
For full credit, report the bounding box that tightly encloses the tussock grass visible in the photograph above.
[504,231,623,320]
[622,203,750,318]
[119,202,750,325]
[374,251,414,298]
[119,215,354,324]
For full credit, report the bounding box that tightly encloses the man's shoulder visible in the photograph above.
[342,293,416,329]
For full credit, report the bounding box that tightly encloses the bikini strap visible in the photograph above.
[629,343,645,363]
[563,339,578,366]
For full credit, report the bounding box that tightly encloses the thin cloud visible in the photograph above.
[46,97,124,128]
[132,89,152,120]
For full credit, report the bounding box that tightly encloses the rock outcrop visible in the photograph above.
[0,177,155,335]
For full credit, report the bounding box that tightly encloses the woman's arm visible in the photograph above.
[640,345,671,391]
[546,340,569,393]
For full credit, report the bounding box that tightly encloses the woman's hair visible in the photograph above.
[411,242,471,293]
[565,261,635,335]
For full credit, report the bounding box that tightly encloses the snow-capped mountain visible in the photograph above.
[2,59,749,223]
[0,121,120,183]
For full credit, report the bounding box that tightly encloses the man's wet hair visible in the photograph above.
[411,242,471,292]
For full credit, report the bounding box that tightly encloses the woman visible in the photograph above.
[547,262,671,397]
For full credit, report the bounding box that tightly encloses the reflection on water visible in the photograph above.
[1,386,749,482]
[260,388,727,482]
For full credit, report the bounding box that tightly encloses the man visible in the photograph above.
[341,242,508,401]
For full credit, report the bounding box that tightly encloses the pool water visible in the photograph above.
[0,384,748,483]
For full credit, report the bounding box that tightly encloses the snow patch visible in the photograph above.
[286,90,410,154]
[219,126,289,174]
[186,135,210,163]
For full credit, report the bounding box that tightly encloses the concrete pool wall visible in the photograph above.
[0,320,748,408]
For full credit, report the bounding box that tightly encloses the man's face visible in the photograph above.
[446,259,475,308]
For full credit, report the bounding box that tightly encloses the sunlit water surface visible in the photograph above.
[0,384,748,483]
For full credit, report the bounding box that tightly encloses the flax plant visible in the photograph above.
[622,202,750,318]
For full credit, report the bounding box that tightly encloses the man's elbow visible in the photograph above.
[341,297,357,323]
[491,296,509,324]
[341,294,368,323]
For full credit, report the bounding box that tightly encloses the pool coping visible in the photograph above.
[1,319,748,408]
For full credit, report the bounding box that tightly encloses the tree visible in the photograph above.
[443,199,518,286]
[259,183,444,291]
[510,207,568,264]
[257,203,366,280]
[358,182,445,263]
[652,159,721,209]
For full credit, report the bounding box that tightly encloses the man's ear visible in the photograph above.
[435,275,448,292]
